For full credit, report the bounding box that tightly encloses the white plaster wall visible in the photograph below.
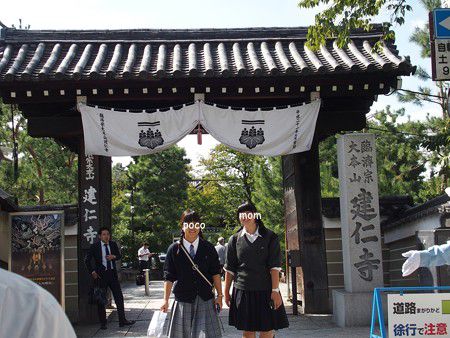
[384,214,440,244]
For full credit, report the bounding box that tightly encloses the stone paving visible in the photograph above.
[74,280,373,337]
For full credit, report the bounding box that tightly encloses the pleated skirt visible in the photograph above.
[166,296,223,338]
[229,288,289,332]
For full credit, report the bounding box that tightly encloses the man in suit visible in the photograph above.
[85,227,135,330]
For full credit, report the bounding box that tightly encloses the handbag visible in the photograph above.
[147,310,167,337]
[88,278,108,306]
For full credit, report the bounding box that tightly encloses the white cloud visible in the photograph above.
[409,19,426,32]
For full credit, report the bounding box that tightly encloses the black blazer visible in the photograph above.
[85,240,122,274]
[164,238,221,303]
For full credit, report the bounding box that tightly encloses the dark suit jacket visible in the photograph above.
[85,240,122,274]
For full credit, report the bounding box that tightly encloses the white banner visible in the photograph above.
[78,103,199,156]
[200,100,320,156]
[78,100,321,157]
[388,293,450,337]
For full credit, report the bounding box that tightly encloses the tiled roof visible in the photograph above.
[322,196,414,219]
[0,26,414,82]
[0,188,18,211]
[382,193,450,229]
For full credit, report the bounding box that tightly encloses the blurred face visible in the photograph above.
[182,222,201,238]
[99,229,111,243]
[239,211,256,227]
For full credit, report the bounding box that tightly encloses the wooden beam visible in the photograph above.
[23,96,369,143]
[15,90,375,119]
[0,74,397,105]
[51,136,80,154]
[283,140,330,314]
[316,112,367,139]
[28,116,82,137]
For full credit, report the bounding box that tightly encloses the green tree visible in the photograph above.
[253,156,283,234]
[298,0,412,49]
[299,0,449,196]
[397,0,449,192]
[198,144,257,232]
[200,144,256,202]
[0,22,79,205]
[111,146,190,264]
[253,156,286,266]
[369,106,429,200]
[320,135,340,197]
[111,162,129,231]
[111,162,141,266]
[0,102,78,205]
[319,106,430,202]
[185,182,225,228]
[197,146,287,264]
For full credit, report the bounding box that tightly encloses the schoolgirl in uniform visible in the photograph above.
[161,210,223,338]
[224,202,289,338]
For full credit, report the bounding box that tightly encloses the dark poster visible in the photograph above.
[9,211,64,306]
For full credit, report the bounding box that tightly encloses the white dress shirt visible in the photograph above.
[101,241,113,269]
[225,227,282,275]
[0,269,76,338]
[183,237,199,255]
[138,246,151,261]
[240,226,263,243]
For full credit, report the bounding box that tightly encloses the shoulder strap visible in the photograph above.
[230,233,238,255]
[232,234,238,250]
[178,241,213,288]
[265,231,277,267]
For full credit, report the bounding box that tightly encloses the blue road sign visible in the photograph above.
[434,8,450,38]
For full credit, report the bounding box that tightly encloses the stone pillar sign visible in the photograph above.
[338,133,383,291]
[333,133,384,327]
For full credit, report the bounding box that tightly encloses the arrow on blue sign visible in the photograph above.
[434,8,450,38]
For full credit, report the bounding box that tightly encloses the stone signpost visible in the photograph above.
[333,133,384,327]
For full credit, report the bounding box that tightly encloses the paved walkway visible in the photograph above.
[74,281,372,337]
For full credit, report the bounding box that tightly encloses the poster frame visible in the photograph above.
[8,210,65,308]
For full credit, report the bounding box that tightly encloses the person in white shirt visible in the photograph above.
[402,188,450,277]
[215,237,226,278]
[0,268,76,338]
[402,241,450,276]
[138,242,152,271]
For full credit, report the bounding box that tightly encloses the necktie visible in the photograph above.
[189,244,195,258]
[104,244,113,270]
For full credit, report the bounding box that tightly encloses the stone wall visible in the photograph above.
[324,226,389,308]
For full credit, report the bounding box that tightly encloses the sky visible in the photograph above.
[1,0,438,169]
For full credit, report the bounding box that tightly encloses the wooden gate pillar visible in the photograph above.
[77,140,112,323]
[283,140,330,314]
